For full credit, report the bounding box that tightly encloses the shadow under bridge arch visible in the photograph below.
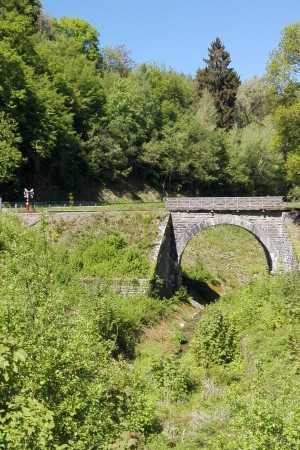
[176,214,279,273]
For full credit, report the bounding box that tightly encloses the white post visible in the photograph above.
[0,197,2,212]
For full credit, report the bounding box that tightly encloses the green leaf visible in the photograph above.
[13,348,26,363]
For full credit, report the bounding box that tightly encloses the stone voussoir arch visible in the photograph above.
[176,214,280,273]
[154,197,298,297]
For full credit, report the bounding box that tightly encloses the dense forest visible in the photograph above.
[1,0,300,200]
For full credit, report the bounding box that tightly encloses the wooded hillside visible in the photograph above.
[1,1,300,200]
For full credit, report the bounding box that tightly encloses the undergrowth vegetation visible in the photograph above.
[0,213,167,448]
[0,213,299,449]
[139,274,300,449]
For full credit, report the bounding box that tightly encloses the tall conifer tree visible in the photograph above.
[196,37,240,130]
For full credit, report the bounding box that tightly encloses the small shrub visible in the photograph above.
[151,356,192,401]
[170,327,188,353]
[171,286,190,304]
[191,307,238,368]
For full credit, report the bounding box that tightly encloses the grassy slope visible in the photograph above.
[49,210,166,279]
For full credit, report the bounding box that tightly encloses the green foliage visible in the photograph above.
[0,334,26,400]
[0,0,294,198]
[151,356,192,401]
[2,5,300,445]
[170,285,191,304]
[265,21,300,194]
[105,70,160,168]
[195,89,218,131]
[83,124,128,182]
[190,273,300,448]
[142,109,228,194]
[164,222,300,449]
[93,292,165,357]
[0,215,165,448]
[181,224,269,295]
[68,192,74,206]
[0,112,23,184]
[103,44,136,77]
[265,21,300,108]
[191,307,237,367]
[70,233,149,278]
[227,120,284,195]
[220,385,300,450]
[182,262,217,286]
[1,210,300,449]
[0,0,41,60]
[0,396,55,450]
[0,333,56,449]
[144,273,300,449]
[0,41,27,112]
[234,77,269,128]
[54,16,102,62]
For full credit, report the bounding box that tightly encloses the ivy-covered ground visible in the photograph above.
[0,213,299,449]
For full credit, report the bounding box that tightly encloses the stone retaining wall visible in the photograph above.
[82,278,149,297]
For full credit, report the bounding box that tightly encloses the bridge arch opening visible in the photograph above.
[179,220,277,300]
[177,216,279,273]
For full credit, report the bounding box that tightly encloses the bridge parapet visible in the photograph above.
[166,196,285,212]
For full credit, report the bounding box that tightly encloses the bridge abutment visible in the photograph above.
[150,214,180,297]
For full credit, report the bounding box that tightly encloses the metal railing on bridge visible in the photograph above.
[166,196,285,211]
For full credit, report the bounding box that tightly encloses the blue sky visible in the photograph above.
[41,0,300,81]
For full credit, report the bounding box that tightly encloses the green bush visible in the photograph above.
[191,307,238,368]
[212,384,300,450]
[151,355,193,401]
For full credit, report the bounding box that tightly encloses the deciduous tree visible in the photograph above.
[265,22,300,195]
[103,44,136,77]
[265,21,300,108]
[235,77,269,127]
[227,120,284,195]
[0,113,23,184]
[54,16,102,63]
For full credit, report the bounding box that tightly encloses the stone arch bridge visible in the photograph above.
[153,196,298,297]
